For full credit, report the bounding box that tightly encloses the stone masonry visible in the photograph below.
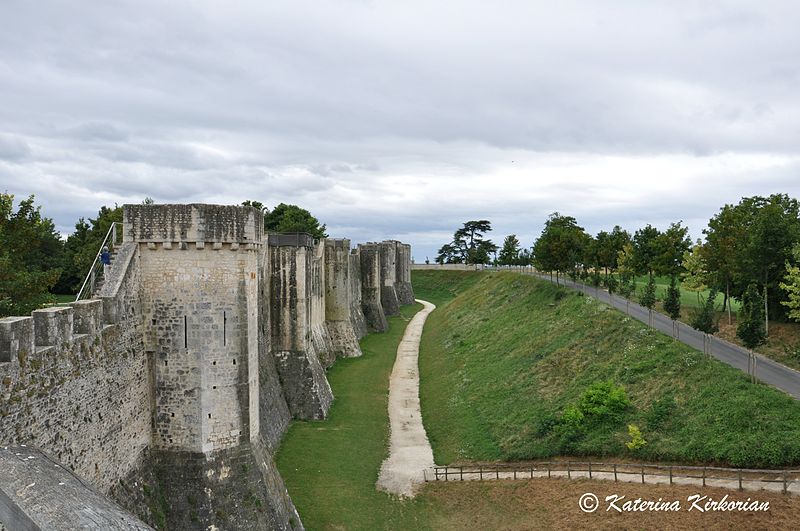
[0,203,415,530]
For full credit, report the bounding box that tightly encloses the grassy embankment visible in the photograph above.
[415,270,800,469]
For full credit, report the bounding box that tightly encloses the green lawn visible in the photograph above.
[631,274,740,312]
[275,303,437,531]
[414,270,800,468]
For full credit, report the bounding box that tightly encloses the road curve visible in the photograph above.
[376,299,436,497]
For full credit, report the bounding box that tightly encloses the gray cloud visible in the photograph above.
[1,0,800,260]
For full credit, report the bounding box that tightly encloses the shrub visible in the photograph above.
[691,288,719,333]
[626,424,647,451]
[577,381,630,423]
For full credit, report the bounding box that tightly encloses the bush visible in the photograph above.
[577,381,630,423]
[626,424,647,451]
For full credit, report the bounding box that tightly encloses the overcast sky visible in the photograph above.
[1,1,799,261]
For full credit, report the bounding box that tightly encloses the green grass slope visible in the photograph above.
[414,270,800,468]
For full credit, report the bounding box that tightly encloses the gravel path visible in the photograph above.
[376,299,436,498]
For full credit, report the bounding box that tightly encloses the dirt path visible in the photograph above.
[376,299,436,498]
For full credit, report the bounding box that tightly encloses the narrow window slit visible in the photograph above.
[223,311,227,346]
[184,315,188,348]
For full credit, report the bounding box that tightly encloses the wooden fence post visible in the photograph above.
[588,462,592,479]
[567,462,571,479]
[738,469,743,491]
[641,465,645,484]
[783,470,788,494]
[702,467,706,487]
[479,466,483,481]
[613,463,618,482]
[669,466,673,486]
[460,467,463,481]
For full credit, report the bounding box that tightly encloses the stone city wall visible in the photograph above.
[0,203,416,531]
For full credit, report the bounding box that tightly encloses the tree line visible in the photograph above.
[436,193,800,348]
[0,194,326,317]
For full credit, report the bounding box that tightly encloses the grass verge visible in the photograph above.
[415,270,800,468]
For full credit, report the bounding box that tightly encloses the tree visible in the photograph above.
[0,194,63,316]
[631,224,662,279]
[681,240,709,307]
[691,288,719,334]
[263,203,327,239]
[594,226,631,278]
[780,244,800,322]
[653,222,691,277]
[497,234,522,265]
[436,220,497,265]
[532,213,590,285]
[704,203,746,318]
[737,284,767,348]
[742,195,800,332]
[639,275,657,325]
[664,275,681,337]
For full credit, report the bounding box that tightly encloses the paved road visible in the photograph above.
[376,299,436,498]
[527,273,800,400]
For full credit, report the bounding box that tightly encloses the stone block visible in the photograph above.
[71,299,104,336]
[0,316,34,364]
[32,306,73,347]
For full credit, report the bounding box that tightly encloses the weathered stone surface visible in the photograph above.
[324,239,362,358]
[359,243,389,332]
[0,446,152,530]
[379,241,401,317]
[395,242,416,305]
[0,244,150,494]
[348,249,368,339]
[124,203,262,244]
[117,440,301,531]
[269,238,334,420]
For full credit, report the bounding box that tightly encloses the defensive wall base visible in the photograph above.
[116,441,301,531]
[348,249,369,339]
[395,242,415,305]
[359,243,389,332]
[379,241,401,316]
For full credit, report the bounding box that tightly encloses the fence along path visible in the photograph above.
[521,272,800,400]
[427,461,800,495]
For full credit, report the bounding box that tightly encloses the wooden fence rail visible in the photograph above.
[428,461,800,495]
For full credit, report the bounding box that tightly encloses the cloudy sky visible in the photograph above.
[1,0,799,261]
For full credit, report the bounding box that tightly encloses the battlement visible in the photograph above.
[267,232,316,247]
[0,300,106,367]
[124,204,263,244]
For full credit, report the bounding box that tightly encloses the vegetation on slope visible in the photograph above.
[415,270,800,468]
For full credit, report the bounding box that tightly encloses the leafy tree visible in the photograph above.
[631,224,662,279]
[681,240,709,308]
[664,275,681,321]
[497,234,522,265]
[704,203,746,316]
[742,195,800,330]
[737,284,767,349]
[263,203,327,239]
[691,288,719,334]
[532,213,590,285]
[0,194,63,316]
[780,244,800,322]
[436,220,497,265]
[654,221,691,277]
[639,274,657,325]
[594,226,631,277]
